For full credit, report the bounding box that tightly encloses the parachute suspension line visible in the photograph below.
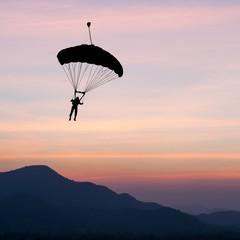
[75,62,83,91]
[85,66,118,93]
[88,71,118,91]
[84,65,102,92]
[62,65,75,90]
[69,63,78,93]
[63,62,118,94]
[85,66,109,92]
[68,63,78,98]
[85,69,105,92]
[71,62,78,91]
[86,75,118,92]
[93,68,115,84]
[84,65,104,92]
[66,64,74,88]
[84,64,95,92]
[78,63,90,89]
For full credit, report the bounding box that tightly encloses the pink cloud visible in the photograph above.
[2,1,240,37]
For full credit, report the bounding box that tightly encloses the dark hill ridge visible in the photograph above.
[0,193,211,235]
[2,165,240,237]
[0,165,218,235]
[0,165,160,209]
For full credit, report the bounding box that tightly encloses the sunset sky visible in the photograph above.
[1,0,240,210]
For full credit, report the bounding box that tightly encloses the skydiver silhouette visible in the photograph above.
[69,92,85,121]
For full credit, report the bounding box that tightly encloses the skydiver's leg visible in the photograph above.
[74,107,78,121]
[69,106,74,121]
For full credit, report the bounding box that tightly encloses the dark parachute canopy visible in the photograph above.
[57,44,123,77]
[57,38,123,96]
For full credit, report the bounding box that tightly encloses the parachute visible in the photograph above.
[57,23,123,100]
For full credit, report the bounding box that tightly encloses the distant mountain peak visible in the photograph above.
[0,165,161,210]
[6,165,59,173]
[2,164,68,178]
[1,165,54,174]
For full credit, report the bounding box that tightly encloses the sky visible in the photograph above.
[1,0,240,210]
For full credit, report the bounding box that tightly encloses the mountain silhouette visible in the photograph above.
[197,211,240,227]
[0,165,215,236]
[0,165,160,209]
[0,193,211,236]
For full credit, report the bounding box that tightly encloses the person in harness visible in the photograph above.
[69,91,85,121]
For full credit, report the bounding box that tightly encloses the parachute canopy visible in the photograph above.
[57,44,123,94]
[57,44,123,77]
